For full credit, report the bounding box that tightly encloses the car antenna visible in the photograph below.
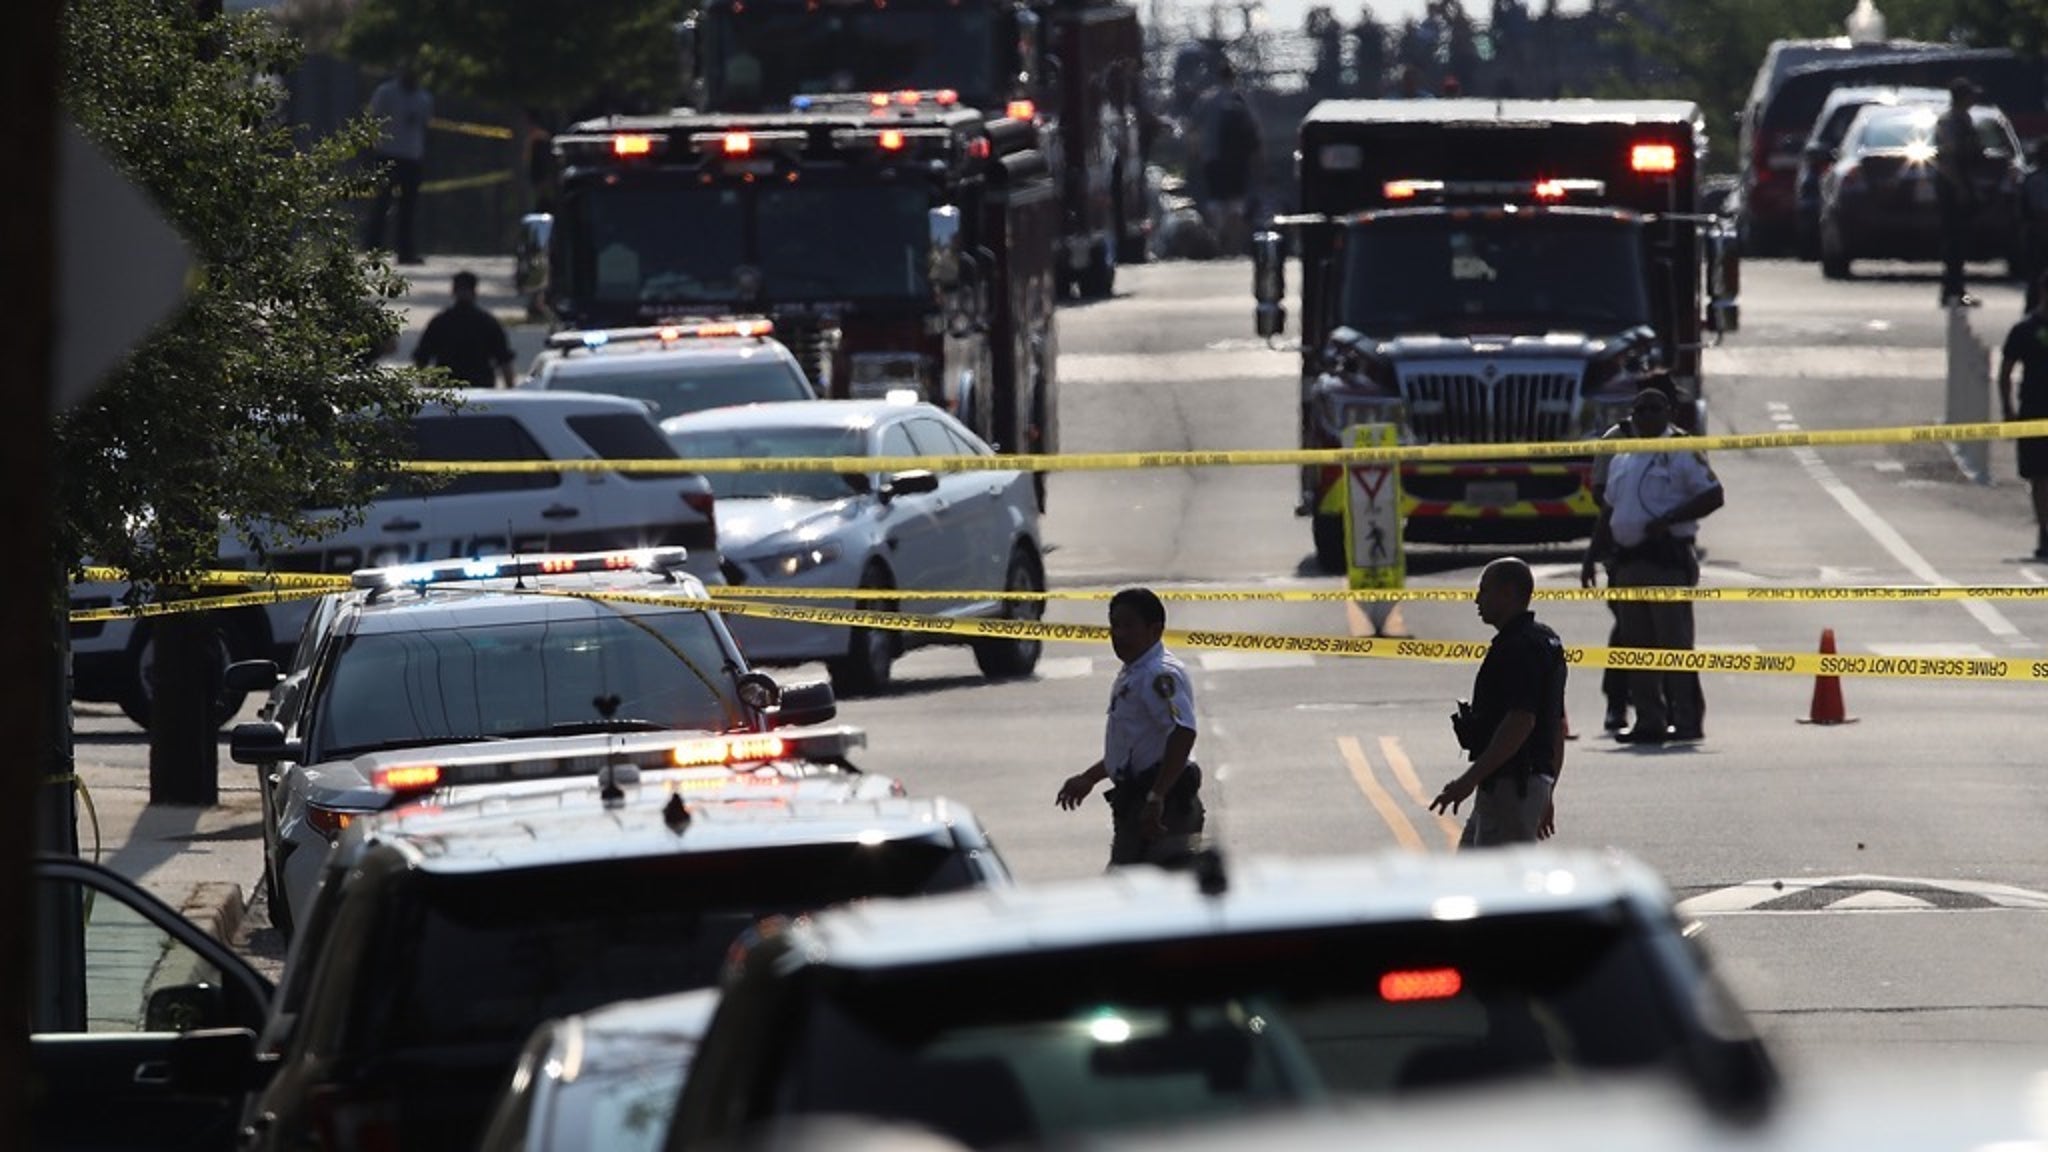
[593,693,630,805]
[509,523,526,590]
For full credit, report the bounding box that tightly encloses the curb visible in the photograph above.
[178,881,248,947]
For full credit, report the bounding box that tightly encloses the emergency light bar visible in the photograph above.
[544,319,776,352]
[1381,178,1608,204]
[612,133,662,158]
[688,129,808,159]
[350,548,691,590]
[363,726,868,796]
[787,89,960,113]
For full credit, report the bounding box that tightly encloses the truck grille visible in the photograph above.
[773,316,839,395]
[1398,365,1585,444]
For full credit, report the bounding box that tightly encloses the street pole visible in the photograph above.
[2,0,63,1144]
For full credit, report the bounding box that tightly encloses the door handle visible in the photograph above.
[133,1061,171,1086]
[381,518,422,532]
[541,505,581,520]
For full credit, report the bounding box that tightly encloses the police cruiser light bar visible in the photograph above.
[688,129,808,159]
[363,726,869,795]
[1382,177,1608,203]
[351,548,691,590]
[544,319,775,352]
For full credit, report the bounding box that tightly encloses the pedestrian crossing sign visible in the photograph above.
[1343,423,1404,597]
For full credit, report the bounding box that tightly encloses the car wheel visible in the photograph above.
[974,545,1044,680]
[1312,514,1347,574]
[828,564,896,697]
[264,859,295,941]
[118,620,251,731]
[1819,218,1851,280]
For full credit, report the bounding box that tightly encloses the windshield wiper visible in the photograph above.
[494,718,671,738]
[323,735,508,759]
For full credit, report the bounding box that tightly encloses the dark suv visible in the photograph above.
[240,779,1012,1152]
[1817,101,2028,279]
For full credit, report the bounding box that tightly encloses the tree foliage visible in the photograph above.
[57,0,445,590]
[342,0,685,116]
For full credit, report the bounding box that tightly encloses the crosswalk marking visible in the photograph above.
[1677,875,2048,916]
[1866,642,1995,659]
[1196,651,1318,672]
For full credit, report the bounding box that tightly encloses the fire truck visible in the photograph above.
[678,0,1150,299]
[520,94,1061,501]
[1252,100,1741,571]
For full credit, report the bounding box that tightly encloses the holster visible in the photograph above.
[1106,763,1202,822]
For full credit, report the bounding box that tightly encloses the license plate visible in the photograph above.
[1465,481,1517,506]
[1914,180,1936,205]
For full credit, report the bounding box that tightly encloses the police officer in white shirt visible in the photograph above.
[1057,588,1204,866]
[1580,386,1723,745]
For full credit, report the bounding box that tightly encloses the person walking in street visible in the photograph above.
[413,271,516,389]
[1192,58,1263,255]
[363,62,433,265]
[1999,273,2048,560]
[1057,588,1204,867]
[1581,387,1723,745]
[1429,557,1566,848]
[1934,78,1986,308]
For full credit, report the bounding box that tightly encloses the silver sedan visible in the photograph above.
[662,399,1045,696]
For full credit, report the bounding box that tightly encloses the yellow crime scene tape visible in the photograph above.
[67,587,331,623]
[429,116,515,141]
[391,417,2048,476]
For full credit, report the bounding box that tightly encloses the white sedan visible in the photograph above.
[662,400,1045,696]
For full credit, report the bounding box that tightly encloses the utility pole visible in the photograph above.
[3,0,63,1144]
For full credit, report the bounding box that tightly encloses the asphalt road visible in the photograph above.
[71,253,2048,1073]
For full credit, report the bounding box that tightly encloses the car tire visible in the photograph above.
[1312,514,1347,574]
[1078,241,1115,300]
[1819,218,1851,280]
[264,859,295,941]
[118,619,252,731]
[829,564,897,697]
[973,545,1044,680]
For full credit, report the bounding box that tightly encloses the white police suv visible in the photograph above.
[519,319,817,423]
[70,389,718,728]
[225,548,857,937]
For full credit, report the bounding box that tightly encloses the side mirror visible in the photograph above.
[735,670,781,712]
[223,659,281,694]
[229,720,298,766]
[146,983,229,1033]
[1252,230,1287,338]
[881,470,940,502]
[928,205,963,292]
[515,213,553,296]
[773,681,837,727]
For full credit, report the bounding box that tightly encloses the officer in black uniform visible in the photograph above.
[1056,588,1204,867]
[1429,557,1567,847]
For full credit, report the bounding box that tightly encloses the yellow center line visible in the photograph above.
[1338,736,1425,853]
[1380,735,1463,850]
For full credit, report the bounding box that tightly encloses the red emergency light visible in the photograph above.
[878,129,906,151]
[723,132,754,156]
[669,734,789,768]
[1006,99,1036,121]
[869,92,892,109]
[1631,143,1678,174]
[373,763,443,793]
[1380,967,1464,1002]
[612,134,657,158]
[1533,179,1568,201]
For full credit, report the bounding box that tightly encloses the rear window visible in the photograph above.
[557,359,815,423]
[768,913,1687,1146]
[566,411,691,485]
[366,843,982,1052]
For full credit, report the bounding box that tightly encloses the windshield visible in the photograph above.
[566,184,747,309]
[556,359,813,423]
[669,426,868,502]
[310,608,742,758]
[707,5,999,108]
[1341,217,1649,334]
[768,915,1687,1146]
[564,183,929,309]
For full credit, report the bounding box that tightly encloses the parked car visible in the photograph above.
[225,547,848,938]
[1817,101,2028,279]
[667,848,1778,1149]
[662,398,1045,696]
[70,389,718,729]
[519,319,817,422]
[240,779,1012,1152]
[1793,85,1947,259]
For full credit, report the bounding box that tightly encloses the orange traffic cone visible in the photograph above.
[1799,628,1857,725]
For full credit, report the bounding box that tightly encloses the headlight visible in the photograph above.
[763,541,843,578]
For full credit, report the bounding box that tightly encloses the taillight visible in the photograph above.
[684,489,716,545]
[1380,967,1464,1002]
[306,804,365,841]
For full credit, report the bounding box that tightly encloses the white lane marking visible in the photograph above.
[1867,642,1994,659]
[1708,347,1941,380]
[1780,404,2023,642]
[2025,568,2048,585]
[1872,460,1906,473]
[1827,890,1934,911]
[1198,651,1318,672]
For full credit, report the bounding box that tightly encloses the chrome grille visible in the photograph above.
[1397,363,1585,444]
[773,316,838,394]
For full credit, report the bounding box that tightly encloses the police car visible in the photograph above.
[225,548,860,937]
[70,389,719,729]
[666,847,1777,1149]
[240,777,1010,1152]
[519,319,818,423]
